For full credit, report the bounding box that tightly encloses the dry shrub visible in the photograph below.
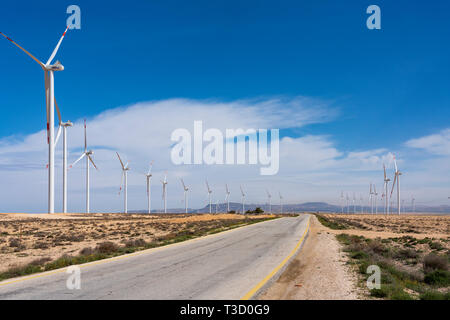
[423,254,448,273]
[95,241,119,254]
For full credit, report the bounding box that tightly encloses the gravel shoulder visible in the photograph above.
[258,215,363,300]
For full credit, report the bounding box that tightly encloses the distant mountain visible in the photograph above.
[130,202,450,214]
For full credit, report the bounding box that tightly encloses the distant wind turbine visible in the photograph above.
[145,161,154,214]
[240,185,246,214]
[180,178,189,214]
[279,192,283,213]
[70,120,98,213]
[390,155,402,215]
[225,184,231,213]
[383,164,391,215]
[206,179,212,214]
[116,152,130,214]
[161,172,168,213]
[266,189,272,214]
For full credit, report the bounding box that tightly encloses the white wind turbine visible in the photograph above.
[225,184,231,213]
[206,179,213,214]
[266,189,272,214]
[369,183,374,214]
[145,161,154,214]
[383,164,391,215]
[116,152,130,214]
[70,120,98,213]
[411,196,416,213]
[390,155,402,215]
[279,192,283,213]
[360,194,364,214]
[346,193,350,213]
[60,119,73,213]
[373,185,378,214]
[180,178,189,214]
[340,191,344,214]
[240,185,246,214]
[352,192,356,213]
[161,172,168,213]
[1,27,69,213]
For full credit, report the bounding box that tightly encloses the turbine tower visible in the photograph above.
[240,185,246,214]
[60,117,73,213]
[161,172,168,213]
[340,191,344,214]
[70,120,98,213]
[352,192,356,213]
[360,194,364,214]
[1,27,69,213]
[390,155,402,215]
[180,178,189,214]
[279,192,283,213]
[411,196,415,213]
[145,161,154,214]
[225,184,231,213]
[206,179,212,214]
[266,189,272,214]
[346,193,350,213]
[116,152,130,214]
[383,164,391,215]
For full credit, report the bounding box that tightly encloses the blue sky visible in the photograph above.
[0,1,449,212]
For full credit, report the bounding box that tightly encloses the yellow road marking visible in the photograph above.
[241,215,311,300]
[0,217,280,287]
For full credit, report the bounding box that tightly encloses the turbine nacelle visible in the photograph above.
[46,60,64,71]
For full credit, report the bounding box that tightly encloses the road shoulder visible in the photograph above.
[258,215,363,300]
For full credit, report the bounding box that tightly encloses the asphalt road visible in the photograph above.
[0,214,310,300]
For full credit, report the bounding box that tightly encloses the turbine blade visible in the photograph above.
[391,174,397,196]
[84,119,87,152]
[54,99,62,125]
[116,152,125,169]
[69,152,86,168]
[87,154,98,171]
[0,31,45,68]
[119,172,124,195]
[54,124,62,146]
[46,27,69,66]
[45,72,50,144]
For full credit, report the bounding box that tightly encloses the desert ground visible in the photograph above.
[0,213,276,275]
[261,213,449,300]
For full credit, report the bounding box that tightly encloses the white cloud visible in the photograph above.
[0,98,448,212]
[405,128,450,156]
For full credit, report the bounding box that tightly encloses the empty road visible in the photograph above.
[0,214,310,299]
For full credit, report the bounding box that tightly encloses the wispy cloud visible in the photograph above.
[405,128,450,156]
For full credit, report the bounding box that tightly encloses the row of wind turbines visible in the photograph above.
[340,155,412,215]
[1,26,286,215]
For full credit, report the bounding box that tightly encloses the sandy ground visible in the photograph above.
[0,213,275,273]
[259,215,362,300]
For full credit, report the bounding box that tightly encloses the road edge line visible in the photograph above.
[240,214,311,300]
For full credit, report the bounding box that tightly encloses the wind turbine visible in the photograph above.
[161,172,168,213]
[373,185,378,214]
[225,184,231,213]
[240,185,246,214]
[279,192,283,213]
[411,196,416,213]
[1,27,69,213]
[206,180,212,214]
[266,189,272,214]
[360,194,364,214]
[390,155,402,215]
[340,191,344,214]
[116,152,130,214]
[145,161,154,214]
[383,164,391,215]
[60,119,73,213]
[70,120,98,213]
[346,193,350,213]
[352,192,356,213]
[180,178,189,214]
[369,183,374,214]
